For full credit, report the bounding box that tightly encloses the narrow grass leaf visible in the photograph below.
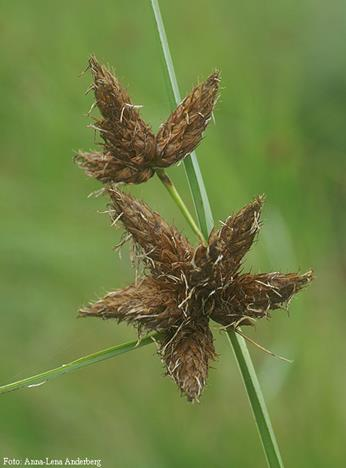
[0,333,158,396]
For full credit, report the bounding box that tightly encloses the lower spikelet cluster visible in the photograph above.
[79,187,313,401]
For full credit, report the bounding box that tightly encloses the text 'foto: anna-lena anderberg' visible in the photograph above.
[3,458,102,467]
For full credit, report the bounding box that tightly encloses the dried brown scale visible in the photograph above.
[77,57,220,184]
[79,187,313,401]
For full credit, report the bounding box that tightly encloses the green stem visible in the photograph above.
[151,1,284,467]
[0,333,158,396]
[156,169,206,244]
[227,331,284,467]
[151,0,213,236]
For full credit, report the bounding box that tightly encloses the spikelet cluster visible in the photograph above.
[76,56,220,184]
[79,188,313,401]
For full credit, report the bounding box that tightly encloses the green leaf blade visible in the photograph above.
[0,334,158,396]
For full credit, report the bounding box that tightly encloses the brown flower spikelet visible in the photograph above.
[79,188,313,401]
[192,196,263,286]
[76,56,156,184]
[107,187,193,279]
[155,71,220,167]
[77,57,220,184]
[160,319,216,401]
[75,150,154,184]
[79,277,182,332]
[212,271,313,327]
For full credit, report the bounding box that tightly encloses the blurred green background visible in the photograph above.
[0,0,345,466]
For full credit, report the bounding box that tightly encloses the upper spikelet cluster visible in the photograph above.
[76,56,220,184]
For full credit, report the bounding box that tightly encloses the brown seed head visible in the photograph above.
[160,319,216,401]
[209,195,263,271]
[79,277,183,332]
[192,196,263,287]
[79,188,313,402]
[212,270,313,327]
[155,71,220,167]
[81,56,156,184]
[75,151,154,184]
[77,58,220,185]
[107,187,193,278]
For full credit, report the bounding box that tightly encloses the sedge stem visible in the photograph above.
[156,168,206,245]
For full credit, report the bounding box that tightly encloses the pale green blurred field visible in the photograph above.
[0,1,345,466]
